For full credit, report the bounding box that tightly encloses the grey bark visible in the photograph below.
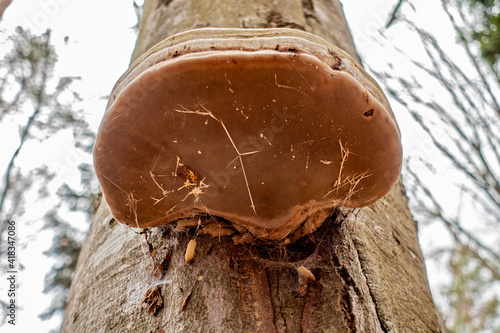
[61,1,442,332]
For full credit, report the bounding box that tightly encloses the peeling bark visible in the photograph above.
[62,1,442,332]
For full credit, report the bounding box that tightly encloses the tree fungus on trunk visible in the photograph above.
[93,28,402,241]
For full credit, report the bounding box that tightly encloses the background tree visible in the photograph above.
[378,0,500,331]
[464,0,500,80]
[61,1,442,332]
[0,26,97,324]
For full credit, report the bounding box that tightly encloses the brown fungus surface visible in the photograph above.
[93,28,402,236]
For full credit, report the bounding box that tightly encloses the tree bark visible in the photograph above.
[62,1,442,332]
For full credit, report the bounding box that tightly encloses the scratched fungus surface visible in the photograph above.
[93,29,402,234]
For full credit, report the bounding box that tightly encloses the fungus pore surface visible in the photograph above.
[93,28,402,235]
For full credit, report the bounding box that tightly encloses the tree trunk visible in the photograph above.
[61,1,442,332]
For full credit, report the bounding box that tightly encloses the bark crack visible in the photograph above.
[340,286,356,332]
[350,245,389,333]
[236,247,277,333]
[301,279,323,332]
[332,256,358,332]
[275,271,287,332]
[365,286,389,333]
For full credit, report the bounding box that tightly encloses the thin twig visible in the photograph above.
[386,0,406,28]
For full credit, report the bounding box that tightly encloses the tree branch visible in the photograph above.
[386,0,406,28]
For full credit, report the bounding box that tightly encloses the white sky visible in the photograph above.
[0,0,494,332]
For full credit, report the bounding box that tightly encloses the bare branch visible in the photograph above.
[441,0,500,113]
[386,0,406,28]
[0,74,47,218]
[408,168,500,262]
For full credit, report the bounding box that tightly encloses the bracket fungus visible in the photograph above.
[93,28,402,238]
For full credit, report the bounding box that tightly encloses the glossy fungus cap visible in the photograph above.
[93,28,402,234]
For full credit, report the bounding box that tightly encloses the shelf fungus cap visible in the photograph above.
[93,28,402,237]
